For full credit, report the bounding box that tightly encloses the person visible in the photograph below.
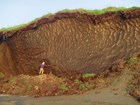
[39,62,48,75]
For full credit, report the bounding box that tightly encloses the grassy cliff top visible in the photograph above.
[0,6,139,32]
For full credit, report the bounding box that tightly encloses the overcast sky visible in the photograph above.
[0,0,140,28]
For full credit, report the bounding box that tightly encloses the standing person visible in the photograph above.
[39,62,47,75]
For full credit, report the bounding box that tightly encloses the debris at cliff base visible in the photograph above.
[0,54,139,98]
[0,68,120,97]
[0,71,113,97]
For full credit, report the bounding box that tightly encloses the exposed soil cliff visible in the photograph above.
[0,9,140,76]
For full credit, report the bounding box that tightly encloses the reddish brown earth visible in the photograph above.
[0,9,140,76]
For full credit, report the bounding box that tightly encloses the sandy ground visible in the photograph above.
[0,65,139,105]
[0,88,139,105]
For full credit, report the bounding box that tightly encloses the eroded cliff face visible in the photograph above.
[0,42,16,75]
[1,9,140,75]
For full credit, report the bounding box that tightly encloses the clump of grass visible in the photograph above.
[128,56,139,63]
[127,55,139,68]
[74,77,95,91]
[82,73,95,78]
[79,84,86,90]
[126,82,134,92]
[78,82,94,90]
[74,79,82,84]
[74,79,87,90]
[9,75,16,84]
[59,82,68,93]
[0,72,4,79]
[27,84,33,92]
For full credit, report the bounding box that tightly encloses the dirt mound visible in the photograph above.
[0,73,99,97]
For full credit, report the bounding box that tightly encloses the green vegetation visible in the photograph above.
[79,83,86,90]
[61,7,126,14]
[59,6,140,15]
[74,78,94,90]
[0,72,4,79]
[82,73,95,78]
[74,79,86,90]
[0,24,27,32]
[128,56,139,63]
[27,84,33,92]
[59,82,69,93]
[74,79,82,84]
[127,55,139,68]
[0,6,139,33]
[126,82,134,92]
[9,75,16,84]
[78,82,94,90]
[0,13,53,32]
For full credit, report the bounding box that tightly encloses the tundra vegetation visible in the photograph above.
[0,6,139,32]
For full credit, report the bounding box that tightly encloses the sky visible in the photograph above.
[0,0,140,28]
